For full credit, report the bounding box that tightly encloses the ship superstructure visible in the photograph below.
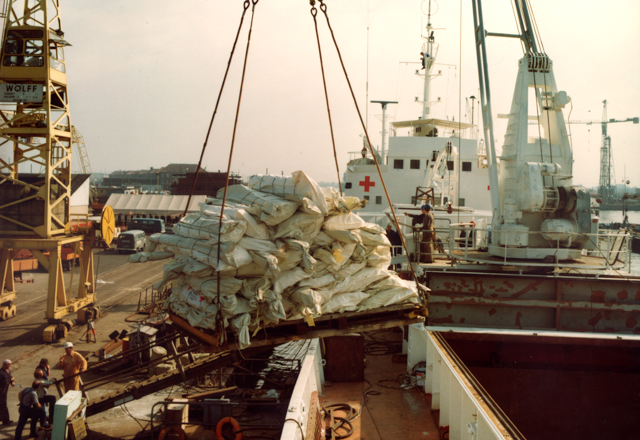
[344,6,492,214]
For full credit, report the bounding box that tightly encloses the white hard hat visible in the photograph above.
[63,342,73,348]
[2,359,10,365]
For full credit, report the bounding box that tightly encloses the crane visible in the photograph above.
[565,100,638,203]
[505,100,639,203]
[72,125,97,204]
[0,0,113,340]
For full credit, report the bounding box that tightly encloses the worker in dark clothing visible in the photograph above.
[15,381,51,440]
[406,204,435,263]
[385,223,402,270]
[0,359,15,425]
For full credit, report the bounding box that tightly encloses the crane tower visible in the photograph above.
[0,0,98,338]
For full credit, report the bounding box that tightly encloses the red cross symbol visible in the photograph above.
[359,176,375,192]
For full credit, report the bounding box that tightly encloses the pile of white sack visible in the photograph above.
[134,171,426,348]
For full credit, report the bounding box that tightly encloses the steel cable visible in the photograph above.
[316,0,426,307]
[310,1,343,196]
[182,0,252,219]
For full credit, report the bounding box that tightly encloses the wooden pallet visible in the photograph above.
[169,303,426,352]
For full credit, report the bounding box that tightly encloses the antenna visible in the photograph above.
[371,100,398,160]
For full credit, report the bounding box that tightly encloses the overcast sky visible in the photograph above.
[61,0,640,188]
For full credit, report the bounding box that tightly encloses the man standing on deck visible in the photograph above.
[58,342,87,392]
[0,359,15,425]
[406,204,435,263]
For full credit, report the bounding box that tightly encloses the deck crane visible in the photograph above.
[0,0,114,339]
[473,0,599,261]
[565,100,638,203]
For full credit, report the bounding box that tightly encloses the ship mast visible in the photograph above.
[420,0,438,120]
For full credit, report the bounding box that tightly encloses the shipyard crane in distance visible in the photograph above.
[565,100,638,203]
[0,0,114,340]
[71,125,97,204]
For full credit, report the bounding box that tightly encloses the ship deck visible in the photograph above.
[319,330,440,440]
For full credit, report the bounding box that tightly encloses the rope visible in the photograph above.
[182,0,252,218]
[316,0,426,307]
[310,1,343,196]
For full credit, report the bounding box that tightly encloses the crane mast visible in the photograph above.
[473,0,594,261]
[0,0,98,338]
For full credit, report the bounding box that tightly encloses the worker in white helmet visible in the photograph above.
[58,342,87,392]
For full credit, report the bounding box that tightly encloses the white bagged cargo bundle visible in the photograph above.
[217,185,299,226]
[249,171,328,216]
[148,233,252,271]
[172,209,247,242]
[152,170,425,349]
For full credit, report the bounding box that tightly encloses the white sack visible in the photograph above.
[249,171,328,216]
[323,212,367,231]
[218,185,299,226]
[173,211,246,242]
[323,291,369,313]
[358,278,421,310]
[273,267,312,294]
[274,212,325,244]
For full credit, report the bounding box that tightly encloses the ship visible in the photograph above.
[2,1,639,439]
[343,4,492,219]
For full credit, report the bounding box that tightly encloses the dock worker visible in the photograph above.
[406,204,435,263]
[0,359,15,425]
[15,381,51,440]
[58,342,87,392]
[33,366,56,424]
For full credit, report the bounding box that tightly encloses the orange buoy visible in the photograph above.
[158,425,186,440]
[216,417,241,440]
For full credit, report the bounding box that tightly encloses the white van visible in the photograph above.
[117,230,146,253]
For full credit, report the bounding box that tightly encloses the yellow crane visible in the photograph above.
[0,0,113,340]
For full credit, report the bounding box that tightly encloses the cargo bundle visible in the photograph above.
[136,171,425,348]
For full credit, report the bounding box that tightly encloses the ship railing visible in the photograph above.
[441,225,632,271]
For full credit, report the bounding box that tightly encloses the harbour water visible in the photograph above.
[598,209,640,275]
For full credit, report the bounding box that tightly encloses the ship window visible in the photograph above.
[462,161,472,172]
[376,196,382,204]
[364,195,370,201]
[345,182,352,189]
[410,160,420,169]
[458,198,465,206]
[443,197,448,204]
[431,151,438,161]
[447,161,454,171]
[393,159,404,169]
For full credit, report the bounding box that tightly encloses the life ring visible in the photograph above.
[158,425,187,440]
[216,417,242,440]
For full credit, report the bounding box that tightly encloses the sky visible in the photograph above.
[59,0,640,189]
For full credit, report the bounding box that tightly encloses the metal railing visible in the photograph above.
[441,224,632,271]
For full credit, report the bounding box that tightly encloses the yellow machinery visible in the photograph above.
[0,0,113,341]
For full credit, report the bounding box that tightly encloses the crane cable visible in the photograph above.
[310,1,343,196]
[213,0,260,343]
[316,0,426,307]
[182,0,253,220]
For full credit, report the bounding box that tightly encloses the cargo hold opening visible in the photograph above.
[440,332,640,440]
